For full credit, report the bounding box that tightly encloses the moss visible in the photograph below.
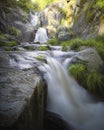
[47,38,59,46]
[23,46,34,50]
[21,16,27,23]
[8,26,21,36]
[62,43,67,51]
[36,56,44,61]
[0,40,18,47]
[69,63,87,84]
[86,70,104,95]
[17,0,40,12]
[5,47,13,51]
[0,42,5,47]
[6,41,18,47]
[0,34,7,40]
[68,63,104,98]
[86,35,104,60]
[38,46,49,51]
[62,35,104,60]
[61,38,86,50]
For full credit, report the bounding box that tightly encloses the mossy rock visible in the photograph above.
[23,45,34,50]
[61,43,68,51]
[8,26,21,36]
[47,38,59,46]
[5,47,13,51]
[68,63,104,98]
[38,46,49,51]
[0,40,18,47]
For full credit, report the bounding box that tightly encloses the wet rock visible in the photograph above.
[0,52,47,130]
[45,111,72,130]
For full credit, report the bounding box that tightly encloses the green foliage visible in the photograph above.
[86,70,104,95]
[86,35,104,60]
[23,46,34,50]
[8,26,21,36]
[69,63,104,97]
[61,38,86,50]
[95,0,104,11]
[6,41,18,47]
[21,16,27,23]
[5,47,13,51]
[0,41,18,47]
[38,46,49,51]
[36,55,44,61]
[69,63,86,84]
[62,42,67,51]
[47,38,59,46]
[17,0,38,12]
[62,35,104,60]
[34,0,59,10]
[0,0,17,7]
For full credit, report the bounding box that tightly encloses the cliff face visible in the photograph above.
[72,0,104,39]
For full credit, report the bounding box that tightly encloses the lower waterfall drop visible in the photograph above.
[40,57,104,130]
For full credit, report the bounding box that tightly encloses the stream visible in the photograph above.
[9,12,104,130]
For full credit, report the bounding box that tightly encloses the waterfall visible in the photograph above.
[9,50,104,130]
[39,57,104,130]
[34,27,48,44]
[30,12,38,26]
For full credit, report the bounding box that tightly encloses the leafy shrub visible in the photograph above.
[38,46,49,51]
[6,41,18,47]
[0,40,18,47]
[47,38,59,46]
[62,42,67,51]
[23,46,34,50]
[61,38,86,50]
[21,16,27,23]
[68,63,104,98]
[5,47,13,51]
[69,63,87,84]
[62,35,104,60]
[8,26,21,36]
[86,70,104,95]
[86,35,104,60]
[36,55,44,61]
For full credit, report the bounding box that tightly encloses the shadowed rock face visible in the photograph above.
[0,52,47,130]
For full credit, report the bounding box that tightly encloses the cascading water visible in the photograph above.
[34,27,48,44]
[9,50,104,130]
[30,12,38,26]
[39,55,104,130]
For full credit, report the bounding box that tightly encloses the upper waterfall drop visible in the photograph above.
[34,27,48,44]
[30,12,38,27]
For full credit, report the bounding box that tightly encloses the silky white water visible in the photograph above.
[34,27,48,44]
[9,50,104,130]
[39,56,104,130]
[30,12,38,26]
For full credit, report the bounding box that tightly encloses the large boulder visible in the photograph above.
[0,52,46,130]
[76,48,104,71]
